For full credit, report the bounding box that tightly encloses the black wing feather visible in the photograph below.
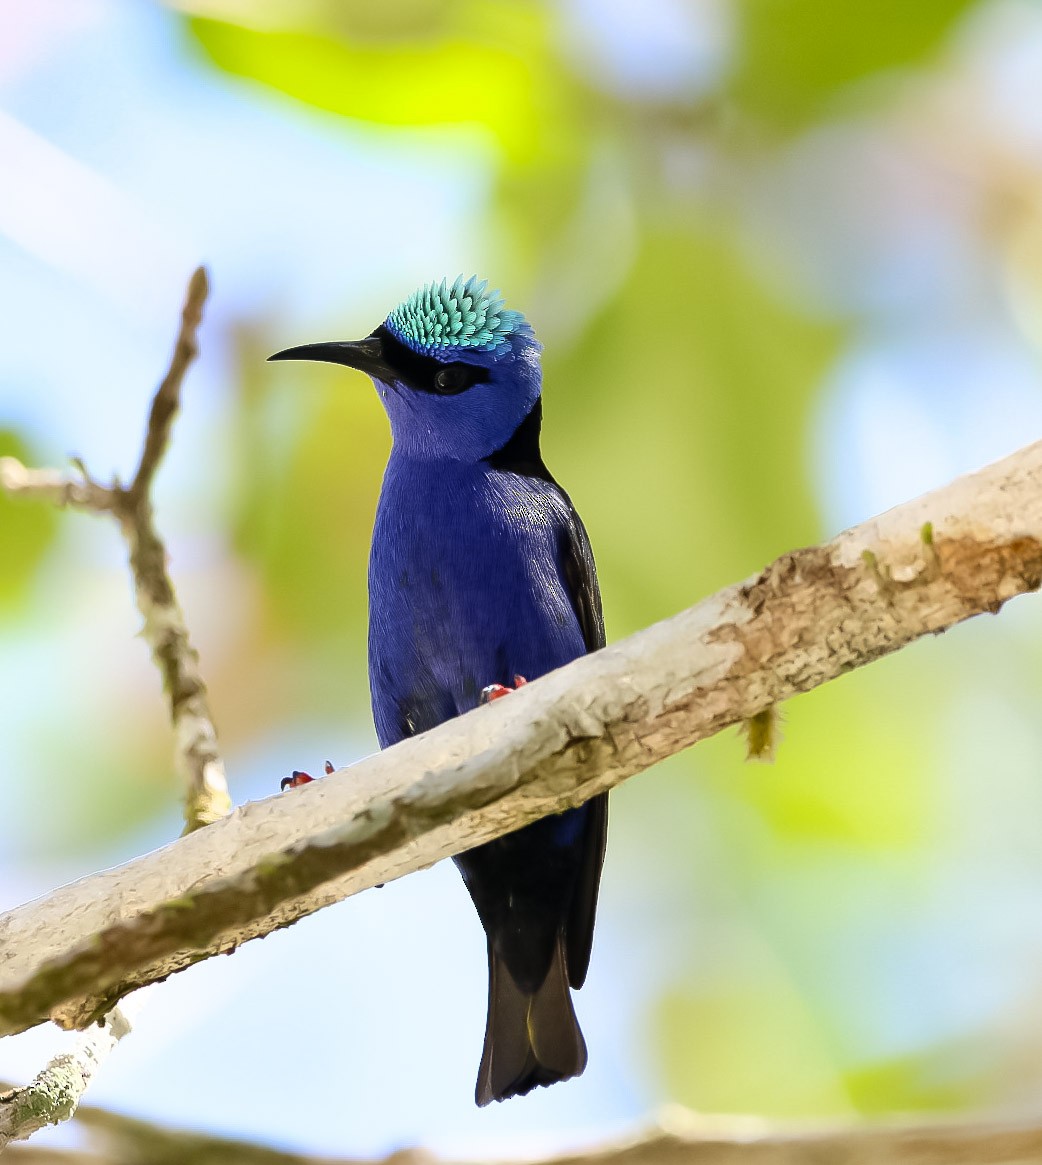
[485,399,609,991]
[559,504,605,654]
[554,497,607,988]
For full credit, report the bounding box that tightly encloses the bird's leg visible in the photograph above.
[480,675,528,704]
[279,760,336,791]
[277,760,387,889]
[280,771,312,790]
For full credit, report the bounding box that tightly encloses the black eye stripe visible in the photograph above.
[373,325,489,395]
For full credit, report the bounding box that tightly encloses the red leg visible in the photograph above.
[280,760,336,791]
[280,770,314,790]
[480,675,529,704]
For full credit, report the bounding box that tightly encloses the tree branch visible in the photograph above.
[0,460,116,513]
[0,1007,134,1151]
[10,1102,1042,1165]
[115,265,230,834]
[1,438,1040,1039]
[127,267,207,506]
[0,266,229,834]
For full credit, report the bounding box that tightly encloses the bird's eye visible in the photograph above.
[433,364,474,395]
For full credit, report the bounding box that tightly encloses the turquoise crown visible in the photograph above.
[385,275,533,357]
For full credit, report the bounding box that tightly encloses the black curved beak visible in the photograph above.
[268,335,395,381]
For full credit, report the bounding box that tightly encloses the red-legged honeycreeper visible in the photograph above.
[270,276,607,1106]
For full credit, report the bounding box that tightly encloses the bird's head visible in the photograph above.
[269,276,542,461]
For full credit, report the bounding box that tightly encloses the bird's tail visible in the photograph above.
[475,932,588,1106]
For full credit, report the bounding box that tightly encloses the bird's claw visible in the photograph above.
[280,770,314,790]
[480,675,528,704]
[279,760,336,791]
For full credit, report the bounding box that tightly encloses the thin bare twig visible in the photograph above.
[0,266,229,834]
[112,267,230,836]
[127,266,208,506]
[0,460,115,513]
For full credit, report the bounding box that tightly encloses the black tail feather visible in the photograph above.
[475,933,587,1106]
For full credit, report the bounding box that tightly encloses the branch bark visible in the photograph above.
[0,1006,134,1150]
[10,1103,1042,1165]
[1,438,1040,1040]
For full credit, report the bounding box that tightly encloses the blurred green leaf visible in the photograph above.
[30,752,176,860]
[844,1043,986,1114]
[185,9,562,163]
[0,430,60,612]
[657,979,851,1115]
[658,982,987,1116]
[544,216,844,635]
[726,0,979,132]
[229,329,388,713]
[716,653,934,848]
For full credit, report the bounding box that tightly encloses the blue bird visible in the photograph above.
[270,276,607,1105]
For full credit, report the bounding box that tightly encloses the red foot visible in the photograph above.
[280,760,336,791]
[480,675,528,704]
[280,770,314,790]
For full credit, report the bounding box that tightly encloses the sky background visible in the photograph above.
[4,0,1042,1157]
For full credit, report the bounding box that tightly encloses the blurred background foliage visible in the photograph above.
[4,0,1042,1156]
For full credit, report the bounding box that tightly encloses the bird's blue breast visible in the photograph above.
[368,453,585,750]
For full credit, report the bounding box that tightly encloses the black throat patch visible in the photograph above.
[484,400,555,484]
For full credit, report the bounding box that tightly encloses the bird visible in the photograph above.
[270,275,607,1106]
